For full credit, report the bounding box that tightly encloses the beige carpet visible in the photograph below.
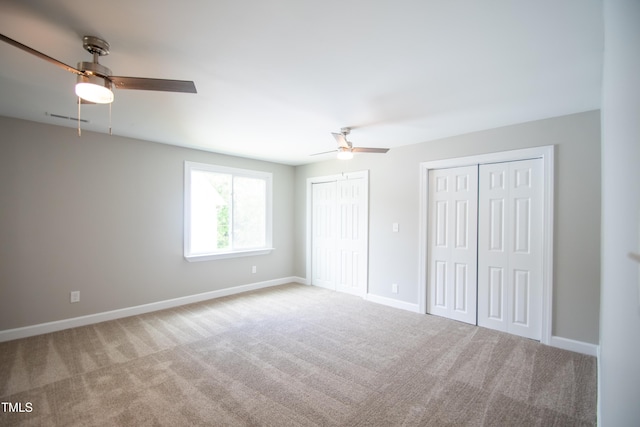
[0,283,596,426]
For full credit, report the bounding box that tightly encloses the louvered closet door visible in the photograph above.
[478,159,543,340]
[427,166,478,324]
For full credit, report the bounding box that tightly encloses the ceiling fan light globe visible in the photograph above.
[75,75,114,104]
[337,150,353,160]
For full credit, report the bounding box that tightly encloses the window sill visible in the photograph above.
[185,248,274,262]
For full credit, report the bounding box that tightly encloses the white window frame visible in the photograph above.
[184,161,273,262]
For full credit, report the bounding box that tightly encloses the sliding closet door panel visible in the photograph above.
[509,159,543,338]
[335,177,367,296]
[478,164,510,331]
[427,165,478,324]
[478,159,543,340]
[311,181,337,290]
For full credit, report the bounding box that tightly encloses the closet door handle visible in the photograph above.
[629,252,640,263]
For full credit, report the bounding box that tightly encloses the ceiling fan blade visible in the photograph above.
[332,132,350,149]
[352,147,390,153]
[0,33,83,75]
[110,76,197,93]
[310,149,338,156]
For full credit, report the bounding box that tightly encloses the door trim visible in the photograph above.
[418,146,554,345]
[306,171,370,296]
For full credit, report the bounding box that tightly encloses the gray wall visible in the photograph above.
[0,116,295,330]
[599,0,640,424]
[295,111,601,345]
[0,111,602,346]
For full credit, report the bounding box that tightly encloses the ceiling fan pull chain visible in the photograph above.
[77,96,82,136]
[109,102,112,135]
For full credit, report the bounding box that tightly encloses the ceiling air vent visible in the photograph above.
[46,112,89,123]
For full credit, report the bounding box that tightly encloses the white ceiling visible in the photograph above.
[0,0,603,165]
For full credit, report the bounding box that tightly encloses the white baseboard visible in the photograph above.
[0,277,304,343]
[13,277,597,357]
[293,276,310,285]
[596,344,601,425]
[549,335,599,357]
[363,294,598,357]
[365,293,421,313]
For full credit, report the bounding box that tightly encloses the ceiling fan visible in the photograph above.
[312,127,390,160]
[0,33,197,104]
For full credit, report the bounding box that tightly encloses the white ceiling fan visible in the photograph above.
[312,127,390,160]
[0,33,197,104]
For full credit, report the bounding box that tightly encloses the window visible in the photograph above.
[184,161,273,261]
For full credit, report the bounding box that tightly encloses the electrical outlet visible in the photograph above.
[252,265,257,274]
[391,283,398,294]
[70,291,80,303]
[392,223,399,232]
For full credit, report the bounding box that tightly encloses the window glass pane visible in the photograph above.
[190,171,230,253]
[233,176,266,249]
[210,173,232,250]
[185,161,272,261]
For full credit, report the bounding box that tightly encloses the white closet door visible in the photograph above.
[311,174,368,296]
[335,177,367,296]
[427,166,478,324]
[478,159,543,340]
[311,181,337,290]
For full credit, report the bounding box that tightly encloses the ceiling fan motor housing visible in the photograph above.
[82,36,110,56]
[76,61,113,93]
[77,36,113,91]
[77,61,112,78]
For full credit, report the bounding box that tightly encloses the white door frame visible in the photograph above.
[418,146,554,345]
[306,170,369,296]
